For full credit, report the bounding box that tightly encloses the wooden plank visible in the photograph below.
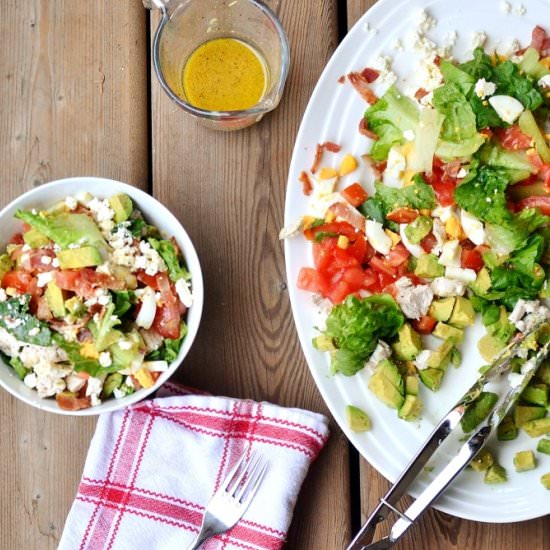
[349,1,550,548]
[150,1,351,547]
[0,2,148,549]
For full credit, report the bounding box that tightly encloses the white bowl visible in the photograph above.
[0,177,204,415]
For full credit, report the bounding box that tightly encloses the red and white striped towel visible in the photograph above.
[58,383,330,550]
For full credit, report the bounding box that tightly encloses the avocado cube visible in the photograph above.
[541,473,550,490]
[102,373,123,399]
[414,253,444,279]
[44,281,65,319]
[23,228,50,248]
[477,334,506,363]
[56,246,103,269]
[398,394,423,421]
[522,417,550,438]
[448,297,475,328]
[432,322,464,344]
[497,415,518,441]
[484,463,507,484]
[368,360,404,410]
[470,267,491,296]
[449,347,461,367]
[392,323,422,361]
[109,193,134,223]
[522,384,548,407]
[0,253,14,281]
[426,340,454,370]
[404,375,419,396]
[536,363,550,385]
[536,438,550,455]
[346,405,372,432]
[428,297,456,322]
[513,450,537,472]
[470,449,494,472]
[461,392,498,433]
[419,368,445,392]
[514,405,547,428]
[312,334,336,351]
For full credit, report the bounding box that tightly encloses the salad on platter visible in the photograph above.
[283,19,550,486]
[0,192,193,410]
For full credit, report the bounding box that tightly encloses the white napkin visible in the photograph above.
[58,383,330,550]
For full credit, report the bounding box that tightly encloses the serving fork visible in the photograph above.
[186,449,269,550]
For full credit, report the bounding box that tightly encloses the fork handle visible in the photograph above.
[185,513,226,550]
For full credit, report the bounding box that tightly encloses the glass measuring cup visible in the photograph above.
[152,0,290,130]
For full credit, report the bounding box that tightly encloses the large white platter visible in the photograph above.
[284,0,550,522]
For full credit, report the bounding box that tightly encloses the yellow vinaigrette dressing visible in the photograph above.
[182,38,268,111]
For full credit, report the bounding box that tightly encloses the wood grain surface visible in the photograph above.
[0,2,147,549]
[0,1,548,549]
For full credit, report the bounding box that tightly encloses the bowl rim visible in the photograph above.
[0,176,204,415]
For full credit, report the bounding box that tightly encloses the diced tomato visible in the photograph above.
[495,126,533,150]
[360,67,380,83]
[136,271,160,289]
[423,157,458,207]
[420,233,438,253]
[341,183,368,207]
[517,195,550,216]
[377,269,397,291]
[297,267,329,295]
[387,243,410,267]
[341,266,368,290]
[346,234,368,264]
[527,149,544,171]
[55,392,91,411]
[312,239,337,271]
[461,248,484,272]
[326,280,352,304]
[307,221,358,241]
[332,247,361,270]
[369,256,397,278]
[1,270,36,294]
[386,207,419,224]
[412,315,437,334]
[152,301,181,339]
[56,268,125,298]
[9,233,24,245]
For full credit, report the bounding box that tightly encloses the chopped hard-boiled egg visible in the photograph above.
[431,205,454,223]
[438,240,461,267]
[135,286,157,329]
[445,214,465,240]
[445,266,477,283]
[460,210,486,245]
[383,146,407,188]
[399,224,425,257]
[488,95,524,124]
[366,220,392,255]
[431,218,446,256]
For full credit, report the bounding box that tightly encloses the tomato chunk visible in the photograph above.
[341,183,368,207]
[297,267,329,295]
[386,207,419,224]
[461,248,484,272]
[517,196,550,216]
[412,316,437,334]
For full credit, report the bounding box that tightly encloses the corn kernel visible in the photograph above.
[301,215,316,229]
[445,215,466,240]
[135,367,155,389]
[5,287,17,296]
[402,170,415,185]
[419,209,431,216]
[324,210,336,223]
[337,235,350,249]
[385,229,401,247]
[318,167,339,180]
[339,154,358,176]
[80,342,99,359]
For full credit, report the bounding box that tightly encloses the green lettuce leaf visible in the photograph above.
[149,238,191,282]
[0,295,52,346]
[112,290,135,318]
[374,174,436,213]
[492,60,544,111]
[323,295,404,376]
[433,82,478,142]
[52,334,102,376]
[145,321,188,362]
[459,48,495,81]
[87,302,122,352]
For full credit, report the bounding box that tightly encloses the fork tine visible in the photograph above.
[226,451,260,497]
[236,457,268,506]
[219,450,249,493]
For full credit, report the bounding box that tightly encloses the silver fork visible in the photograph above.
[186,449,269,550]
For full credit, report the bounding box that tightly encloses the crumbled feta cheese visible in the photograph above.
[430,276,466,297]
[514,3,526,15]
[416,58,444,92]
[97,294,110,306]
[32,359,70,398]
[403,130,415,141]
[538,75,550,89]
[86,376,104,396]
[27,327,40,337]
[456,168,468,179]
[371,55,397,86]
[134,240,166,276]
[40,255,52,265]
[445,266,477,283]
[65,196,78,210]
[363,341,392,373]
[392,39,404,52]
[365,220,392,255]
[0,288,6,302]
[474,78,496,99]
[497,38,521,57]
[419,90,434,107]
[24,372,37,389]
[460,210,486,245]
[96,262,112,275]
[438,240,461,268]
[87,197,115,223]
[51,258,60,268]
[415,8,436,33]
[383,146,407,188]
[414,349,433,370]
[508,299,550,333]
[175,278,194,308]
[36,271,54,288]
[470,31,487,49]
[394,277,434,319]
[90,394,102,407]
[113,387,126,399]
[500,0,511,14]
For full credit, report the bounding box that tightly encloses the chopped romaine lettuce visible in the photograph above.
[146,321,188,362]
[433,82,478,142]
[373,175,436,213]
[364,86,419,161]
[492,60,544,112]
[87,302,122,352]
[149,238,191,282]
[52,334,102,376]
[322,294,404,376]
[0,295,52,346]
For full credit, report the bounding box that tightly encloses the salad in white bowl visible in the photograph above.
[0,178,203,414]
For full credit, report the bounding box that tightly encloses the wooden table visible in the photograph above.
[0,2,548,549]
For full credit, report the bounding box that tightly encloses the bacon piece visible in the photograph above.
[310,141,342,173]
[362,155,386,180]
[347,72,379,104]
[328,202,366,232]
[322,141,342,153]
[360,67,380,83]
[358,118,379,140]
[531,25,547,53]
[433,55,442,66]
[299,171,313,196]
[414,87,429,101]
[337,75,346,84]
